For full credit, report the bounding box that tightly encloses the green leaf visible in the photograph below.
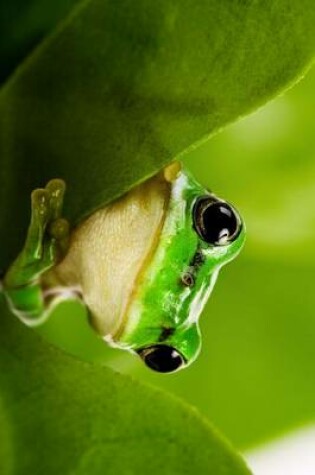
[0,298,251,475]
[0,0,79,84]
[1,0,315,270]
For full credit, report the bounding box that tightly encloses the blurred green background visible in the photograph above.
[37,64,315,450]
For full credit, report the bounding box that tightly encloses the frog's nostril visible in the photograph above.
[137,345,185,373]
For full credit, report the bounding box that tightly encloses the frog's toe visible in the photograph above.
[46,178,66,196]
[31,189,50,223]
[45,179,66,219]
[49,218,70,240]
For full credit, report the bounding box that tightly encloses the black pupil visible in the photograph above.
[195,199,239,245]
[138,345,184,373]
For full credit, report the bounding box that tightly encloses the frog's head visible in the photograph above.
[111,162,245,373]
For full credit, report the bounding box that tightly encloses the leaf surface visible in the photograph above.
[0,0,79,84]
[0,298,251,475]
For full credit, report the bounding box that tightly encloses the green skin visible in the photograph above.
[114,169,245,366]
[2,169,245,371]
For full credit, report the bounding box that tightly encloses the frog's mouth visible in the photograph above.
[110,164,181,342]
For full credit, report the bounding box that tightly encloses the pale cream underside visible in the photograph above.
[50,175,168,337]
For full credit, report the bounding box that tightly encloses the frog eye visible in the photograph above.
[193,196,241,246]
[137,345,185,373]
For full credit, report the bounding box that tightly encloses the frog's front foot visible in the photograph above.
[4,179,70,288]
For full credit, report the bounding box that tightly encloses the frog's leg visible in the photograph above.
[3,179,71,327]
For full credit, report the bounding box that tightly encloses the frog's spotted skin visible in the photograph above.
[2,163,245,373]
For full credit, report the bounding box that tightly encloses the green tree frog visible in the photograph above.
[2,162,245,373]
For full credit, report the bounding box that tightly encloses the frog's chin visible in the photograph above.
[102,333,132,350]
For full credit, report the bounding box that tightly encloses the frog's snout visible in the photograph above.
[137,345,186,373]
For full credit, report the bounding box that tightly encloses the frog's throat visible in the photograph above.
[110,182,171,342]
[109,168,196,344]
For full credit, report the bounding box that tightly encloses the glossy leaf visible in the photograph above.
[0,0,79,84]
[0,298,251,475]
[1,0,315,270]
